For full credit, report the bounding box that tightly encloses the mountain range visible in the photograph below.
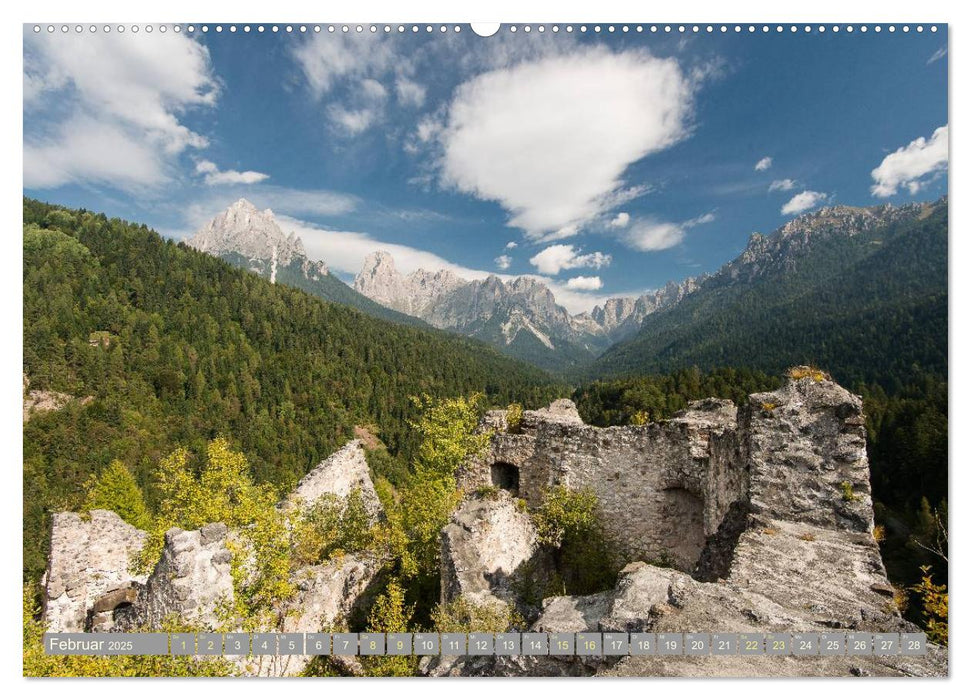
[187,196,947,385]
[188,199,697,370]
[188,200,426,328]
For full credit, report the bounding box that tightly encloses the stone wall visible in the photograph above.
[460,374,872,573]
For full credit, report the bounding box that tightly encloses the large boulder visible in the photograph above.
[286,440,382,521]
[137,523,234,630]
[42,510,147,632]
[440,491,551,617]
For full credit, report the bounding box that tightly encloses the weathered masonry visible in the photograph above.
[459,374,875,573]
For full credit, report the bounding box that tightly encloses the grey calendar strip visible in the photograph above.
[43,632,928,657]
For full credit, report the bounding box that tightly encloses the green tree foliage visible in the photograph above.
[22,198,559,582]
[573,367,779,426]
[138,438,293,629]
[289,489,374,567]
[533,486,617,595]
[361,580,417,677]
[83,460,151,530]
[911,566,948,646]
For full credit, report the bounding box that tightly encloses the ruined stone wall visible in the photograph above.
[462,399,744,570]
[461,375,872,574]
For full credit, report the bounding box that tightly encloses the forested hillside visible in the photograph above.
[22,198,559,581]
[588,200,948,393]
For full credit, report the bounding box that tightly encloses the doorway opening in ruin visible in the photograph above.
[491,461,520,494]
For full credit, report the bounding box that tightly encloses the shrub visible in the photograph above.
[431,596,524,633]
[788,365,828,382]
[474,484,502,500]
[911,566,947,645]
[506,403,523,432]
[289,489,375,566]
[533,486,617,595]
[839,480,859,502]
[361,580,417,677]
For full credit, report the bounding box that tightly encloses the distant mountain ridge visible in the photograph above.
[587,197,948,388]
[353,250,699,370]
[187,199,699,371]
[187,200,424,327]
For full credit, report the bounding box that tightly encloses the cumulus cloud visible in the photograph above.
[781,190,828,215]
[870,125,948,197]
[565,275,603,291]
[494,254,512,270]
[23,30,217,190]
[505,241,518,249]
[438,48,697,239]
[755,156,773,171]
[609,212,631,228]
[195,160,269,186]
[622,212,715,252]
[529,244,612,275]
[769,178,797,192]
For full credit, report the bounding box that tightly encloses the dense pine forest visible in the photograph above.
[21,198,560,582]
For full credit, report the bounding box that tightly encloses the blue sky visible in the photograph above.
[23,24,948,312]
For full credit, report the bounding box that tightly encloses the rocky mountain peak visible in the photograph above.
[188,199,311,276]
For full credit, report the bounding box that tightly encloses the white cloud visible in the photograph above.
[769,178,797,192]
[927,47,947,65]
[624,221,685,251]
[361,78,388,102]
[23,30,217,189]
[24,115,170,190]
[529,244,611,275]
[870,125,948,197]
[328,106,378,135]
[505,241,518,249]
[291,34,397,98]
[494,254,512,270]
[438,48,697,239]
[781,190,828,215]
[622,212,715,252]
[565,275,603,291]
[195,160,269,186]
[609,212,631,228]
[755,156,773,171]
[396,78,426,107]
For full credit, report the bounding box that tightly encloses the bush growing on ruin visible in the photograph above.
[533,486,618,595]
[137,439,294,628]
[430,596,524,633]
[506,402,523,432]
[289,489,374,566]
[361,580,417,677]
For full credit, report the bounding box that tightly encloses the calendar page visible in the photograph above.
[21,18,948,680]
